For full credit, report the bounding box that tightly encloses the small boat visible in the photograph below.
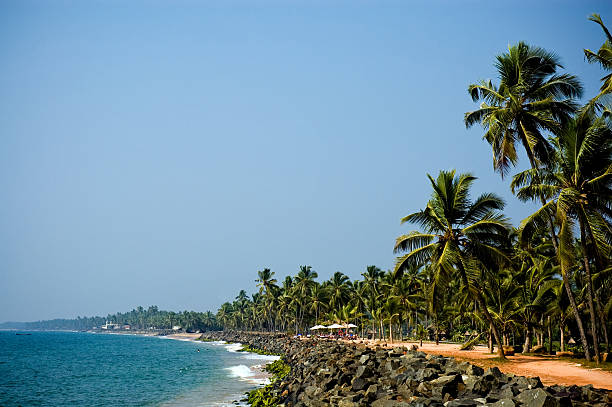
[15,333,32,336]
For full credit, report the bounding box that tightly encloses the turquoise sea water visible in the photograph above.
[0,331,276,407]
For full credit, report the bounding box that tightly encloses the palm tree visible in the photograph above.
[326,271,351,313]
[383,297,401,343]
[515,252,556,353]
[394,170,510,358]
[388,271,421,339]
[255,268,278,330]
[485,270,521,348]
[465,42,582,177]
[255,268,278,296]
[309,285,328,324]
[292,266,318,333]
[515,112,612,362]
[466,41,589,360]
[362,265,384,338]
[584,14,612,104]
[535,277,571,353]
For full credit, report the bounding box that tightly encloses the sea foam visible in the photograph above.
[225,364,270,385]
[224,343,243,352]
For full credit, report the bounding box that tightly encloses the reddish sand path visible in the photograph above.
[354,340,612,390]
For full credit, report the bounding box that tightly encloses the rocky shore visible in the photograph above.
[200,331,611,407]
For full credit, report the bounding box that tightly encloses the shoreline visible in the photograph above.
[350,339,612,390]
[200,331,612,406]
[160,332,278,404]
[94,330,276,405]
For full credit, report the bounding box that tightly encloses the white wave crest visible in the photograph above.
[242,353,280,361]
[226,364,253,379]
[224,343,243,352]
[225,364,271,385]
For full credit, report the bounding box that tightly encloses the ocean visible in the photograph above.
[0,331,277,407]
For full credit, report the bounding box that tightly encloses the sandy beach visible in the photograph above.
[163,332,203,341]
[355,339,612,390]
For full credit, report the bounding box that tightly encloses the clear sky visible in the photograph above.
[1,0,611,322]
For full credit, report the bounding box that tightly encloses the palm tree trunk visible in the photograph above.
[523,324,531,353]
[585,230,611,354]
[477,294,505,357]
[599,305,610,353]
[548,316,553,354]
[560,324,565,352]
[389,321,393,343]
[457,262,505,358]
[579,220,601,363]
[372,319,375,341]
[522,142,591,362]
[435,315,439,346]
[561,272,591,361]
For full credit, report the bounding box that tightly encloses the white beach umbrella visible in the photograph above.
[310,325,325,330]
[328,323,343,329]
[346,323,357,328]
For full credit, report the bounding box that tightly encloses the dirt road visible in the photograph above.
[358,340,612,390]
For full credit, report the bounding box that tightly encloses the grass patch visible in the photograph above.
[243,347,290,407]
[239,345,282,356]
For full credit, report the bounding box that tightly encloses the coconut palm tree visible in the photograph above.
[466,41,589,360]
[255,268,278,296]
[465,42,582,177]
[394,170,511,357]
[292,266,318,333]
[362,265,384,338]
[309,285,328,325]
[383,297,401,343]
[255,268,278,330]
[388,271,421,339]
[326,271,351,313]
[515,112,612,362]
[584,14,612,104]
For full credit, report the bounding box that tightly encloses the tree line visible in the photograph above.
[2,306,219,332]
[214,14,612,363]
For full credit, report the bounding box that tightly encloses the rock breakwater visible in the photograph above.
[200,331,611,407]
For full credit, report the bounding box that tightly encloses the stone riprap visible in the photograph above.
[200,331,611,407]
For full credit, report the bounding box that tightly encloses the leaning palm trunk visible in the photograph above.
[466,42,589,360]
[579,220,601,363]
[525,148,592,361]
[561,270,591,360]
[458,263,505,358]
[476,291,505,357]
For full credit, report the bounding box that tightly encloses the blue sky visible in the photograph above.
[1,0,611,321]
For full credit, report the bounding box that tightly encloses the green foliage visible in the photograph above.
[264,359,290,380]
[4,306,219,332]
[246,385,279,407]
[239,345,282,356]
[244,352,290,406]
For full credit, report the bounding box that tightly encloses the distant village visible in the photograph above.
[96,321,187,333]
